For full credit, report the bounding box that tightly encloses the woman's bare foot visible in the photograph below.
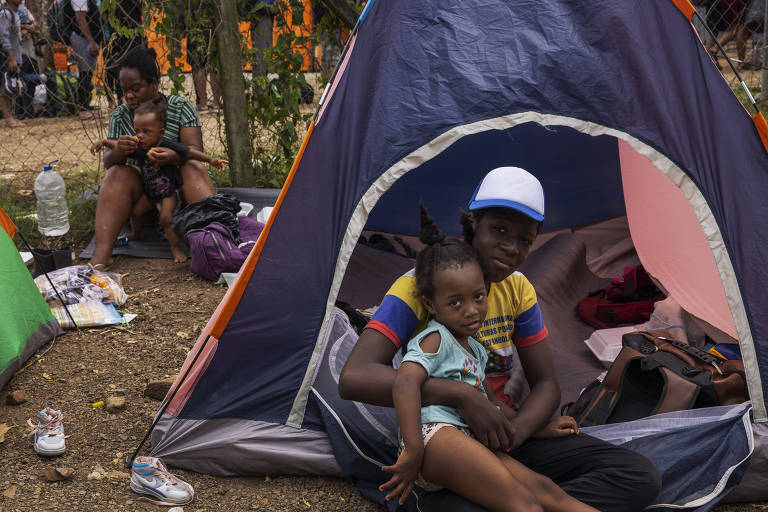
[88,260,112,272]
[0,117,24,128]
[171,245,187,263]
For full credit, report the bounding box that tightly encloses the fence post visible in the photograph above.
[217,0,255,187]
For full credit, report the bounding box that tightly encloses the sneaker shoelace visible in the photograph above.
[150,458,186,487]
[27,408,67,438]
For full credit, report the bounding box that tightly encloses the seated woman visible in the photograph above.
[89,46,215,270]
[339,167,662,512]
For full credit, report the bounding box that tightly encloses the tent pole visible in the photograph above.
[693,9,761,114]
[125,334,214,468]
[313,14,364,122]
[16,231,79,331]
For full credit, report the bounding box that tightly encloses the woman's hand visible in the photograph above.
[457,386,516,451]
[115,135,139,156]
[380,445,424,505]
[533,415,579,439]
[147,146,180,166]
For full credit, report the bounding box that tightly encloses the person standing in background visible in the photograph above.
[0,0,23,127]
[15,0,43,118]
[180,0,221,113]
[102,0,143,110]
[69,0,102,119]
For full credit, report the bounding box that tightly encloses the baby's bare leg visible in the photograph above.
[421,427,543,512]
[159,195,186,263]
[128,194,153,240]
[497,453,599,512]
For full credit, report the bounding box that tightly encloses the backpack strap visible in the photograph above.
[576,346,643,426]
[655,367,701,414]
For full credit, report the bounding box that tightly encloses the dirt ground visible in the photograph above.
[0,256,380,512]
[1,255,766,512]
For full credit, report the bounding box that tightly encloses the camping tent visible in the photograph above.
[149,0,768,508]
[0,209,62,391]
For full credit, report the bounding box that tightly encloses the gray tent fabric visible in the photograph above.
[583,403,754,510]
[520,232,610,404]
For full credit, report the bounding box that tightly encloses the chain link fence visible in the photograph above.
[692,0,768,105]
[0,0,328,205]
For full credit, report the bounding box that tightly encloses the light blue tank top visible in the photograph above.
[402,319,488,427]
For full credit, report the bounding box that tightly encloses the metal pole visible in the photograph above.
[16,231,79,330]
[762,0,768,97]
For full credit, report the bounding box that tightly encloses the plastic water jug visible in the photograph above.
[34,160,70,236]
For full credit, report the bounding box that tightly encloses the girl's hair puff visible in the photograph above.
[134,96,168,126]
[415,202,482,300]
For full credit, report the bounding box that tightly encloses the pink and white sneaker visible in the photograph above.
[27,407,67,456]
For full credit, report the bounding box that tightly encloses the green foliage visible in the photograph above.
[732,82,762,112]
[128,0,321,188]
[310,0,353,88]
[0,182,97,252]
[244,0,313,186]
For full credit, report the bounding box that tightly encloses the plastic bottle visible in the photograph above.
[34,160,70,236]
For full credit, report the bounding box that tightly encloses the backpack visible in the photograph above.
[565,330,748,427]
[42,70,78,116]
[576,264,665,329]
[47,0,73,44]
[185,217,264,281]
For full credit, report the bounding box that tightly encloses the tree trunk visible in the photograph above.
[216,0,255,187]
[317,0,358,29]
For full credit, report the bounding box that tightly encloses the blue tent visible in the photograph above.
[150,0,767,509]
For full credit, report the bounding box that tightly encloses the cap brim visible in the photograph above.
[468,198,544,222]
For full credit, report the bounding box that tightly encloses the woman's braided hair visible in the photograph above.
[415,202,482,300]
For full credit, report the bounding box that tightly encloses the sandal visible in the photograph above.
[87,262,111,272]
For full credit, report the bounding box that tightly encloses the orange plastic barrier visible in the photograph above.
[54,1,315,79]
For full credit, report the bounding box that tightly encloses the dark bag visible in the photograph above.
[171,193,242,240]
[47,0,73,44]
[577,265,665,329]
[566,330,747,427]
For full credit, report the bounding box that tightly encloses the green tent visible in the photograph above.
[0,225,62,391]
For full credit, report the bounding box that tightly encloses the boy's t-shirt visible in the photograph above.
[367,269,548,406]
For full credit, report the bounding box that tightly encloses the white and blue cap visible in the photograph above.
[468,166,545,221]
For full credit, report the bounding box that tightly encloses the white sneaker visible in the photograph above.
[130,456,194,505]
[27,407,66,456]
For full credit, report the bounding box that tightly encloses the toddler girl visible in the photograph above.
[380,204,598,512]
